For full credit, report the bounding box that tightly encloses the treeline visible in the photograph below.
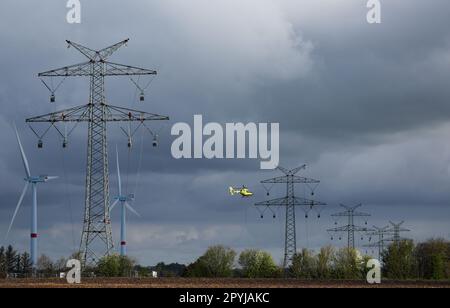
[0,246,33,278]
[0,246,78,278]
[1,239,449,280]
[183,239,450,280]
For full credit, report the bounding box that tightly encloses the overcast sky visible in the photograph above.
[1,0,450,266]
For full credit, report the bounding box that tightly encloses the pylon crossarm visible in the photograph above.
[289,165,307,175]
[105,105,169,121]
[354,226,374,232]
[331,211,353,217]
[293,196,326,206]
[67,40,98,60]
[255,197,325,207]
[327,226,349,232]
[352,211,372,217]
[98,39,129,60]
[261,175,320,184]
[26,104,169,123]
[38,61,93,77]
[255,197,288,207]
[26,105,90,123]
[104,61,157,76]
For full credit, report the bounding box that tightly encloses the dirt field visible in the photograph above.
[0,278,449,288]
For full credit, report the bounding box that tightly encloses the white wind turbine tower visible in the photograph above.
[111,147,140,256]
[5,127,58,270]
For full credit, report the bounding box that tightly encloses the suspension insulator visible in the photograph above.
[260,215,264,219]
[273,215,276,219]
[140,92,145,102]
[38,140,43,149]
[152,137,158,147]
[50,94,55,103]
[63,140,68,148]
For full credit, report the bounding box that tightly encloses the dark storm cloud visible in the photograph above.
[0,0,450,265]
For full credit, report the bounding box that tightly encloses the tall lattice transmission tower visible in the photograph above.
[363,225,390,260]
[385,221,411,245]
[327,204,372,250]
[255,165,326,268]
[26,39,169,266]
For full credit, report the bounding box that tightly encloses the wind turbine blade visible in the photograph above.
[14,126,31,178]
[5,183,29,240]
[46,176,59,181]
[110,199,119,212]
[116,146,122,196]
[125,202,140,217]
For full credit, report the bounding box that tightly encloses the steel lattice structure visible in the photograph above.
[255,165,326,268]
[327,204,372,250]
[26,39,169,267]
[363,225,390,260]
[385,221,411,245]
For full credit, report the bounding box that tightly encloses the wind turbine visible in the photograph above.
[5,127,58,270]
[111,147,140,256]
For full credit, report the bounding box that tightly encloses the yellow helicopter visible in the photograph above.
[229,186,254,197]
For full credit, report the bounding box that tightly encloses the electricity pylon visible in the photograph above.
[363,225,390,260]
[26,39,169,266]
[327,204,372,250]
[385,221,410,244]
[255,165,326,268]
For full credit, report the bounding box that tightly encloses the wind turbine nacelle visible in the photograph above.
[117,196,127,202]
[38,175,58,183]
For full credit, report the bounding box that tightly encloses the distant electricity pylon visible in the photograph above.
[363,225,390,260]
[26,39,169,266]
[385,221,411,244]
[255,165,326,268]
[327,204,372,250]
